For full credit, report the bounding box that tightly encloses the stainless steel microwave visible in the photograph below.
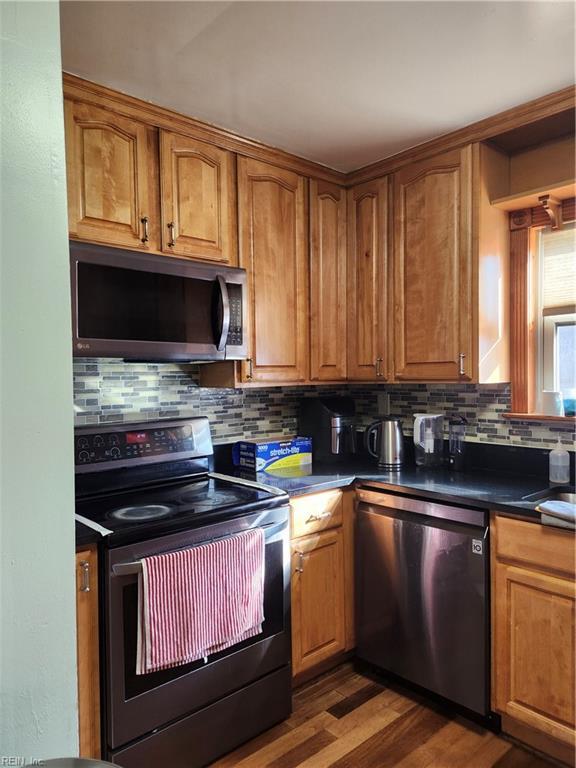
[70,242,247,361]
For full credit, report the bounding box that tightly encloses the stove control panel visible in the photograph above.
[75,422,200,467]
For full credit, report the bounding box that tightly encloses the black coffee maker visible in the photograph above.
[448,415,468,471]
[298,397,357,463]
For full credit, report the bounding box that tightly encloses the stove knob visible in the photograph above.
[110,447,121,459]
[94,435,104,448]
[77,437,89,450]
[78,450,90,462]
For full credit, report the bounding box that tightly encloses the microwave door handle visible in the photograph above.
[215,275,231,352]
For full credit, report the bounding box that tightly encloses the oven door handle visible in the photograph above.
[111,519,287,577]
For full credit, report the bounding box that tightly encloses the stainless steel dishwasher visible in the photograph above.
[355,487,490,716]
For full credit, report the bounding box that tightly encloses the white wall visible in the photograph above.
[0,1,77,761]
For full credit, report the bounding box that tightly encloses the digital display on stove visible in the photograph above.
[126,432,148,445]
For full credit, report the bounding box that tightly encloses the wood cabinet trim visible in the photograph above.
[63,73,346,186]
[348,86,575,186]
[64,75,574,190]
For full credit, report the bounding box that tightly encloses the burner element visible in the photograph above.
[110,504,173,522]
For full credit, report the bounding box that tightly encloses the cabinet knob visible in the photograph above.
[375,357,384,377]
[79,560,91,593]
[458,353,466,376]
[246,357,253,380]
[294,551,304,573]
[140,216,149,243]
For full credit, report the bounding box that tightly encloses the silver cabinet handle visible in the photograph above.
[375,357,384,377]
[458,353,466,376]
[140,216,149,243]
[245,357,253,380]
[305,511,332,523]
[294,551,304,573]
[79,560,91,593]
[167,222,176,247]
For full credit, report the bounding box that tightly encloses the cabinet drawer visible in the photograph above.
[291,489,343,538]
[493,514,575,578]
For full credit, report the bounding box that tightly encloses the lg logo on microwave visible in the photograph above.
[76,342,91,350]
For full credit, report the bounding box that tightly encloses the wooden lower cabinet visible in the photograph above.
[291,528,346,678]
[290,489,354,680]
[76,546,101,759]
[491,514,576,764]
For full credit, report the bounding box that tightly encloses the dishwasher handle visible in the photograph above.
[356,487,487,528]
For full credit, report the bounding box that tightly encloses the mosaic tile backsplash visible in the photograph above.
[73,360,575,450]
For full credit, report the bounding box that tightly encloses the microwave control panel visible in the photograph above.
[75,424,196,466]
[227,283,243,347]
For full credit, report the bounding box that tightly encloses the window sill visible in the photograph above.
[502,413,576,423]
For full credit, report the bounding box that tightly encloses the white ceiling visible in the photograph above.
[60,1,576,172]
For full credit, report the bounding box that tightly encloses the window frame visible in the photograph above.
[507,196,576,421]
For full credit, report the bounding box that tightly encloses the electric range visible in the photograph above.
[74,417,292,768]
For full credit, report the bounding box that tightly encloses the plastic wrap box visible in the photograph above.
[232,436,312,474]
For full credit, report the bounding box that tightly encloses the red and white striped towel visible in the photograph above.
[136,528,265,675]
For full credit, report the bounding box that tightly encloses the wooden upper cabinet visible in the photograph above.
[310,180,347,381]
[65,100,153,250]
[159,131,237,263]
[238,157,309,383]
[347,177,389,381]
[393,146,473,381]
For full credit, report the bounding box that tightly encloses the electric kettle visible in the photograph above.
[365,417,404,469]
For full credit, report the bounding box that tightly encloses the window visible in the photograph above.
[508,196,576,418]
[537,223,576,406]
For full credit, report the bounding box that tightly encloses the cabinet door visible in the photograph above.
[347,177,389,381]
[160,131,237,263]
[493,560,576,748]
[310,180,347,381]
[393,146,473,381]
[291,528,346,677]
[238,158,309,383]
[76,547,101,759]
[65,100,153,250]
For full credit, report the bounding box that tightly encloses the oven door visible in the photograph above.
[104,506,290,751]
[71,241,247,361]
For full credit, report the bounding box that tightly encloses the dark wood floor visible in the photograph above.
[211,664,558,768]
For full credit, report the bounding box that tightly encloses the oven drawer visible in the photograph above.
[109,665,292,768]
[291,489,343,538]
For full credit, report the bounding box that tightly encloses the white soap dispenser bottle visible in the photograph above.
[549,440,570,485]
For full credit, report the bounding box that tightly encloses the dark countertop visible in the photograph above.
[75,457,573,548]
[244,460,566,522]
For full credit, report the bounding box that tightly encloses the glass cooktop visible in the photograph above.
[75,475,286,545]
